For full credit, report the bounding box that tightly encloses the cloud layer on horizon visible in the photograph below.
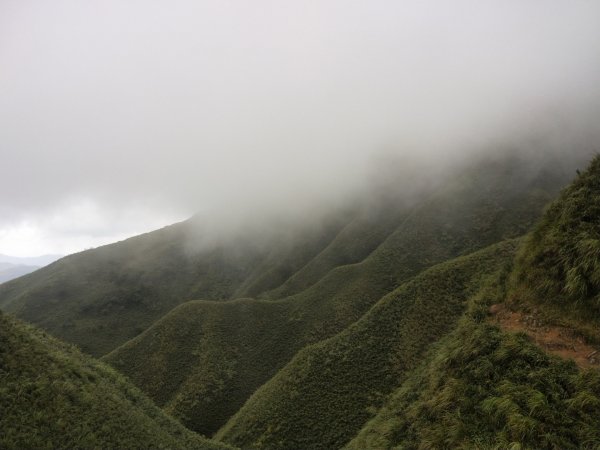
[1,0,600,255]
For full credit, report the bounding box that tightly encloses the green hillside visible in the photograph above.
[0,151,590,449]
[347,274,600,450]
[0,153,570,360]
[259,193,409,299]
[218,156,600,450]
[0,214,349,356]
[104,153,569,437]
[217,240,518,449]
[347,155,600,449]
[0,310,232,450]
[511,154,600,340]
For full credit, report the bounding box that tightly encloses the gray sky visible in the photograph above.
[1,0,600,256]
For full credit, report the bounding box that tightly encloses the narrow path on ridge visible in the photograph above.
[489,303,600,369]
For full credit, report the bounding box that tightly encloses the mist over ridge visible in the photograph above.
[4,3,600,448]
[1,0,600,254]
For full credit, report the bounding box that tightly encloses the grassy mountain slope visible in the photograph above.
[0,310,232,450]
[347,273,600,450]
[216,240,518,449]
[0,214,347,356]
[346,155,600,450]
[0,153,569,360]
[231,212,352,299]
[220,157,600,450]
[510,155,600,338]
[259,194,409,299]
[0,221,256,356]
[105,298,292,437]
[105,154,568,437]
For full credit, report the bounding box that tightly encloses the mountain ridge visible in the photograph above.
[0,263,40,284]
[104,152,571,436]
[1,151,595,449]
[0,310,233,450]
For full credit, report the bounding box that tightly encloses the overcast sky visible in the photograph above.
[1,0,600,256]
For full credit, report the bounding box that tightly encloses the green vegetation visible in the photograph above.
[217,241,518,449]
[260,195,409,299]
[512,155,600,308]
[0,154,568,359]
[511,154,600,342]
[347,271,600,450]
[0,310,233,450]
[105,154,564,437]
[347,156,600,449]
[0,215,348,356]
[1,151,591,448]
[104,298,294,437]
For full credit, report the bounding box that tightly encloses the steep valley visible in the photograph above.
[3,152,600,449]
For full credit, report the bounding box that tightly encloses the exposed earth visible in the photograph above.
[490,303,599,369]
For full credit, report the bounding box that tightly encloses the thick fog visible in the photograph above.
[1,0,600,255]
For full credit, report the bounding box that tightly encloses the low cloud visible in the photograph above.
[1,0,599,254]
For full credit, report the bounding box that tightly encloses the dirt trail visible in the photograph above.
[489,303,599,369]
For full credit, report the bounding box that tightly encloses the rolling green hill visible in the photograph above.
[510,154,600,341]
[104,153,571,437]
[216,240,518,449]
[348,166,600,448]
[0,213,350,356]
[257,192,410,300]
[216,156,600,449]
[1,151,591,449]
[346,279,600,450]
[0,310,232,450]
[0,153,571,359]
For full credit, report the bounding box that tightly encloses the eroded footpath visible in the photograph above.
[490,303,599,369]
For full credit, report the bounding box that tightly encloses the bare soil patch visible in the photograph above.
[489,303,599,369]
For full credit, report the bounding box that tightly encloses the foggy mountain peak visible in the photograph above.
[1,0,600,255]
